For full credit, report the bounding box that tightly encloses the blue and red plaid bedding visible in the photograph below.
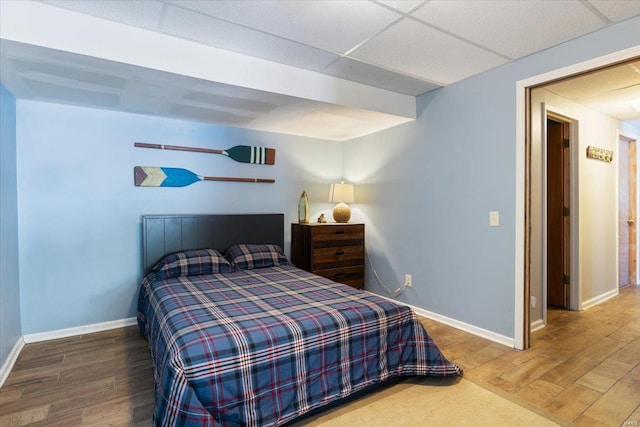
[138,265,461,426]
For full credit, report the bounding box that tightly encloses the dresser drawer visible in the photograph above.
[312,246,364,269]
[311,225,364,245]
[313,265,364,289]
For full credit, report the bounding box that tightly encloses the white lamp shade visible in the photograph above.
[328,183,354,203]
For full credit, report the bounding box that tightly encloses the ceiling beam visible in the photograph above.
[0,0,416,120]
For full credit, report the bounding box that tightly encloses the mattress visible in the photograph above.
[138,264,461,426]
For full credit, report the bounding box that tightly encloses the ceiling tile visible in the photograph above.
[170,104,254,125]
[411,0,607,59]
[588,0,640,22]
[118,79,178,115]
[574,87,640,121]
[23,78,121,108]
[181,92,277,114]
[9,58,127,91]
[249,103,412,141]
[543,60,640,122]
[323,57,441,95]
[545,60,640,99]
[541,60,640,123]
[350,18,507,85]
[41,0,164,31]
[161,5,339,71]
[378,1,424,14]
[167,0,401,54]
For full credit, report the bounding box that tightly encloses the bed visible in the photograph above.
[137,214,461,426]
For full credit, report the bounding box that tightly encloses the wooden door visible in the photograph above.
[547,120,570,308]
[628,140,637,285]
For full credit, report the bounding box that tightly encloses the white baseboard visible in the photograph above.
[0,336,25,388]
[375,295,515,348]
[581,288,618,311]
[23,317,138,343]
[411,305,515,348]
[530,319,545,333]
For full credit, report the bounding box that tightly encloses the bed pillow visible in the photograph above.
[152,248,233,279]
[225,244,289,270]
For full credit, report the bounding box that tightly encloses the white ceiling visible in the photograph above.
[544,60,640,127]
[1,0,639,140]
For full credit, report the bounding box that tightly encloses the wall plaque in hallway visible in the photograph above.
[586,146,613,163]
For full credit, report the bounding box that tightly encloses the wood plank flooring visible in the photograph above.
[0,326,154,426]
[421,284,640,427]
[0,285,638,426]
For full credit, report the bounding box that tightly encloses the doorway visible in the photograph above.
[619,135,638,288]
[546,118,570,309]
[516,48,640,350]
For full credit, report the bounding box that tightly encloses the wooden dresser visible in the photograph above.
[291,223,365,289]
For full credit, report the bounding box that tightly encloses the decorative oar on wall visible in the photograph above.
[134,166,275,187]
[134,142,276,165]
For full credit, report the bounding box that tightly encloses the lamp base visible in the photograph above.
[332,202,351,223]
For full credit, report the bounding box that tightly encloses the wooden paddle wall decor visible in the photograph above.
[135,142,276,165]
[134,166,275,187]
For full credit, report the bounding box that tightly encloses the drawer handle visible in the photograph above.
[333,273,345,278]
[335,251,345,256]
[335,231,345,235]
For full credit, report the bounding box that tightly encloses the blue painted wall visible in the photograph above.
[344,16,640,338]
[0,85,21,366]
[16,101,342,335]
[11,15,640,341]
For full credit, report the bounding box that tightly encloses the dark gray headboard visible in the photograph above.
[142,214,284,274]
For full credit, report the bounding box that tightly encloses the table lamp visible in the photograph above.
[329,182,354,223]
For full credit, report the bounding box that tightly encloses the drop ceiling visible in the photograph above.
[543,59,640,128]
[1,0,639,140]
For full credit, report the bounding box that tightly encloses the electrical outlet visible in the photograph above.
[405,274,412,288]
[531,296,537,308]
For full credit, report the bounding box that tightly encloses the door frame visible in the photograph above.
[515,45,640,350]
[542,107,580,325]
[619,133,639,287]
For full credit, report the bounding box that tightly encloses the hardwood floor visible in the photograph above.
[0,326,154,426]
[0,285,638,426]
[421,284,640,427]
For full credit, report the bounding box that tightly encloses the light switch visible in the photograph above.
[489,211,500,227]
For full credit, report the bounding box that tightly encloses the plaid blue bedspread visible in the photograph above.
[138,265,461,426]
